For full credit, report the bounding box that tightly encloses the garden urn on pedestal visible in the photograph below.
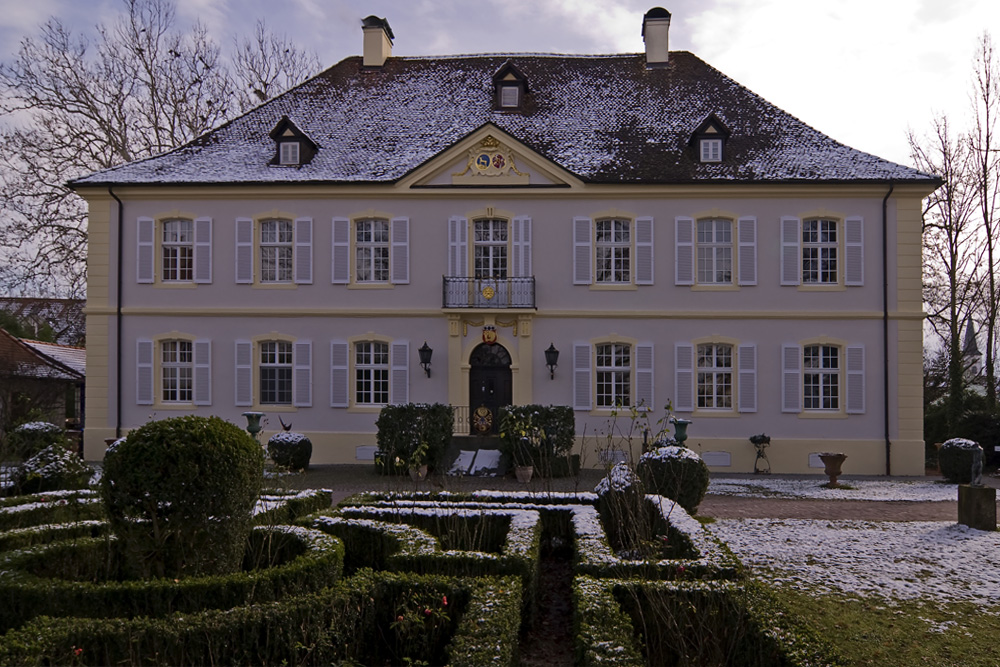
[818,452,847,487]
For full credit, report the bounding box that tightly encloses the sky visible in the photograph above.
[0,0,999,168]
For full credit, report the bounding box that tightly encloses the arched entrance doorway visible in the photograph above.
[468,342,512,435]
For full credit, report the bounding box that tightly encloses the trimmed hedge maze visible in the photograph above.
[0,488,840,666]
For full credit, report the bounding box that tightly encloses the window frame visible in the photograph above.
[160,339,194,403]
[700,138,722,162]
[161,219,194,283]
[473,217,509,279]
[696,218,733,285]
[594,218,632,284]
[354,340,390,406]
[500,85,520,108]
[801,218,839,285]
[279,141,300,165]
[236,216,312,286]
[259,218,295,284]
[803,343,840,411]
[354,218,391,283]
[595,341,631,409]
[259,339,294,405]
[696,342,733,410]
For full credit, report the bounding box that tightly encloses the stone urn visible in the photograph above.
[515,465,534,484]
[818,452,847,487]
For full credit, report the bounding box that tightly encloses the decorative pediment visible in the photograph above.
[452,135,528,184]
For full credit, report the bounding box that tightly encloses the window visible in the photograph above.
[802,219,838,284]
[697,343,732,409]
[161,340,193,402]
[696,219,732,284]
[161,219,193,282]
[803,344,839,410]
[500,85,519,108]
[595,219,631,283]
[355,341,389,405]
[700,138,722,162]
[279,141,300,165]
[474,218,508,278]
[260,219,294,283]
[259,340,293,405]
[596,343,631,408]
[356,218,390,283]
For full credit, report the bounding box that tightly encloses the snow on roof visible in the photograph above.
[72,52,937,187]
[20,339,86,376]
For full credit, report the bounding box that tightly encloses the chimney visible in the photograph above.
[642,7,671,67]
[362,15,394,67]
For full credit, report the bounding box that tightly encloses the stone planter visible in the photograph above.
[409,464,428,482]
[515,465,534,484]
[818,452,847,487]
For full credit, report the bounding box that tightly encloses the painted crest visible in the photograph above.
[453,135,526,178]
[482,325,498,345]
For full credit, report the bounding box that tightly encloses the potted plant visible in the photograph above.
[406,439,430,482]
[499,409,543,484]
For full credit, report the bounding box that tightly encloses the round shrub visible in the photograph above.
[100,415,264,578]
[267,432,312,471]
[637,440,710,514]
[938,438,982,484]
[594,462,650,555]
[10,445,91,495]
[5,422,67,460]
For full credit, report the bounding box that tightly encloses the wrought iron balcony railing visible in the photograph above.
[442,276,535,309]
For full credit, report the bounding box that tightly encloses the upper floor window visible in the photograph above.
[235,217,313,285]
[161,340,193,403]
[573,340,654,411]
[355,218,390,283]
[269,116,317,166]
[500,85,520,108]
[700,139,722,162]
[690,113,730,163]
[474,218,508,279]
[137,217,212,285]
[696,219,732,284]
[259,340,293,405]
[596,342,631,408]
[573,216,653,287]
[279,141,300,165]
[697,343,732,409]
[781,216,863,287]
[675,216,756,287]
[492,60,528,111]
[355,341,390,405]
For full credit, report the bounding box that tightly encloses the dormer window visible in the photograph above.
[280,141,301,165]
[690,113,731,164]
[492,60,528,112]
[268,116,317,167]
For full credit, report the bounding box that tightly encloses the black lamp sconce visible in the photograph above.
[544,343,559,380]
[418,342,433,377]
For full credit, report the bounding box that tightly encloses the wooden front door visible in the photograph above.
[468,343,512,435]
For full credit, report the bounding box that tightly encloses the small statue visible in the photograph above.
[972,446,984,487]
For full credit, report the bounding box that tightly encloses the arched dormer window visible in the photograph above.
[268,116,318,166]
[492,60,528,112]
[690,113,731,163]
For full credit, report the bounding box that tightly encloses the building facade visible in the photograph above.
[72,9,939,474]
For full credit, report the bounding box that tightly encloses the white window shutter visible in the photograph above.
[845,216,864,286]
[782,344,802,413]
[846,344,865,414]
[635,217,654,285]
[448,217,468,277]
[512,216,532,278]
[737,217,757,286]
[391,217,410,284]
[331,217,350,284]
[193,339,212,406]
[675,217,694,285]
[780,217,801,286]
[235,218,253,284]
[573,217,593,285]
[137,217,155,284]
[294,217,313,284]
[674,343,694,412]
[738,343,757,413]
[293,340,312,407]
[194,217,212,284]
[330,341,349,408]
[635,343,654,410]
[136,339,154,405]
[235,340,253,407]
[573,343,592,410]
[391,341,409,405]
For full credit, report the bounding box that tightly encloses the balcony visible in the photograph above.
[442,276,535,309]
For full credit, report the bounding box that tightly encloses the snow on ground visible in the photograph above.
[708,476,960,502]
[711,519,1000,606]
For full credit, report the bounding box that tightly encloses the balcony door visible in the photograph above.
[468,342,512,435]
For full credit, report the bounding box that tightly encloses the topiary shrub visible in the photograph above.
[5,422,68,461]
[10,445,91,495]
[594,462,655,557]
[637,440,710,514]
[938,438,982,484]
[267,432,312,471]
[375,403,454,474]
[100,415,264,579]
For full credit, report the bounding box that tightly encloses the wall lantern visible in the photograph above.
[544,343,560,380]
[418,342,433,377]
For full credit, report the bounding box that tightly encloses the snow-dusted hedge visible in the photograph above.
[266,431,312,471]
[5,422,67,460]
[253,488,331,525]
[9,444,91,496]
[637,442,710,513]
[939,437,983,484]
[0,520,107,553]
[574,575,645,666]
[0,525,342,633]
[0,490,101,531]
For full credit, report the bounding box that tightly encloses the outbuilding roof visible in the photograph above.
[72,51,935,187]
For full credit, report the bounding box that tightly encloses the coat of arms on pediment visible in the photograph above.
[452,135,528,184]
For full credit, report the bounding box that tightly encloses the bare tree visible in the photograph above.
[969,32,1000,408]
[0,0,321,297]
[233,19,321,112]
[911,115,980,429]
